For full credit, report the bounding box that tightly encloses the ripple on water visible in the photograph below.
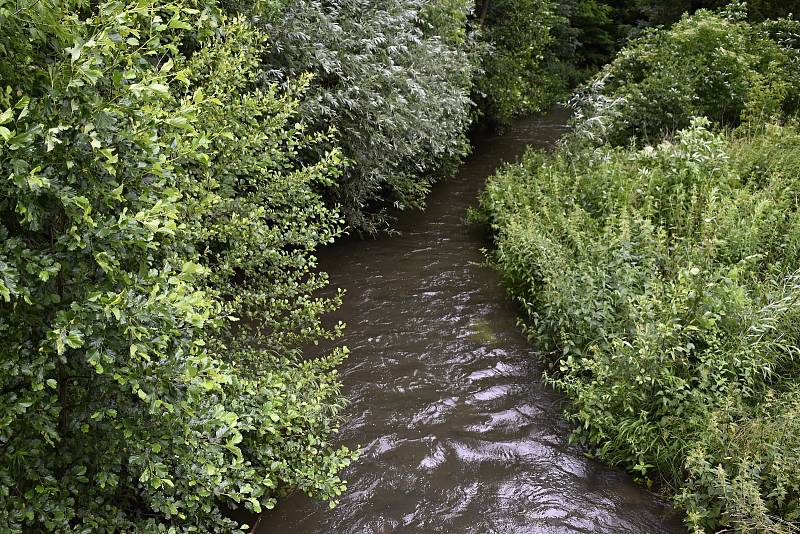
[255,109,686,534]
[465,405,543,434]
[466,358,527,382]
[409,396,460,427]
[419,443,448,470]
[469,384,517,403]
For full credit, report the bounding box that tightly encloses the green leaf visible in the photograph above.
[149,83,170,96]
[165,116,192,130]
[168,17,192,30]
[0,108,13,125]
[65,330,84,349]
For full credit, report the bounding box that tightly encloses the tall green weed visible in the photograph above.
[478,120,800,532]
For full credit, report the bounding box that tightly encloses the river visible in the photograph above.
[256,109,686,533]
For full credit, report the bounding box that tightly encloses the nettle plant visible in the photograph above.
[260,0,477,232]
[0,1,353,531]
[478,119,800,532]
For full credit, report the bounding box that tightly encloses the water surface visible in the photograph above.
[257,109,686,533]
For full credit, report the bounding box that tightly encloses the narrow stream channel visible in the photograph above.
[257,109,686,533]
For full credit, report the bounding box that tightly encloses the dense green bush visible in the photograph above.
[477,119,800,531]
[681,0,800,21]
[0,1,353,530]
[597,1,800,40]
[571,5,800,145]
[258,0,477,232]
[474,0,562,126]
[549,0,615,70]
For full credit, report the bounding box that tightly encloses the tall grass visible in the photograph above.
[477,120,800,532]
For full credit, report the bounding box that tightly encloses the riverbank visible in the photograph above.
[255,108,684,533]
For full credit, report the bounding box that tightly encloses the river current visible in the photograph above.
[257,109,686,534]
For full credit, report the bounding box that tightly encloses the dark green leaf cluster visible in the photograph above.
[0,1,354,531]
[659,0,800,23]
[571,6,800,145]
[549,0,615,71]
[474,0,564,126]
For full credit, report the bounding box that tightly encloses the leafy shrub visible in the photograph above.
[606,0,690,31]
[571,5,800,145]
[259,0,477,232]
[549,0,615,70]
[0,1,353,531]
[603,0,800,36]
[477,120,800,532]
[691,0,800,21]
[475,0,562,126]
[746,0,800,20]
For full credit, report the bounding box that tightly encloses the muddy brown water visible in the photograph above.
[256,109,686,533]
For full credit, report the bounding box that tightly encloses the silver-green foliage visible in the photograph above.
[260,0,477,232]
[478,119,800,532]
[0,1,353,530]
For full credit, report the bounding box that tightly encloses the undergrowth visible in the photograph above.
[477,119,800,532]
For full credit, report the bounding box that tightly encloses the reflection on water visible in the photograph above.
[256,110,686,533]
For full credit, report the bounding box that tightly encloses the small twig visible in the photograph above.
[12,0,42,17]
